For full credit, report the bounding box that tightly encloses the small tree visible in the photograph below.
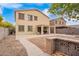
[49,3,79,21]
[0,15,14,28]
[0,15,3,22]
[0,15,3,27]
[3,22,13,28]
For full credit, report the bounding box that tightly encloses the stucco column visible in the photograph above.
[54,26,56,34]
[48,26,50,34]
[41,26,43,34]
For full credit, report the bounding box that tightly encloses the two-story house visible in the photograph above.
[15,9,52,35]
[15,9,66,35]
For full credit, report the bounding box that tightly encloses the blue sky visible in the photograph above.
[0,3,79,25]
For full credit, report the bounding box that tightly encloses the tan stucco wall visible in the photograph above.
[0,27,9,40]
[16,10,50,35]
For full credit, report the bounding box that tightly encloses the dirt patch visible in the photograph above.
[28,37,47,52]
[0,36,27,56]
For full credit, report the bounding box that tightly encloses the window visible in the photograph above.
[34,16,38,21]
[18,25,24,32]
[59,21,61,24]
[62,22,64,24]
[55,21,57,24]
[28,26,32,31]
[28,15,33,21]
[18,13,25,19]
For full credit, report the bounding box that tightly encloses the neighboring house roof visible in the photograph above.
[50,17,66,22]
[15,9,50,19]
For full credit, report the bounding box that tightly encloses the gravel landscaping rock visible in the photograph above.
[0,35,27,56]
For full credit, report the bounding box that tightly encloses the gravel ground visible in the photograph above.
[0,35,27,56]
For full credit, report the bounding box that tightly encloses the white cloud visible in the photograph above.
[42,8,57,19]
[2,17,7,22]
[13,22,16,25]
[42,8,49,16]
[65,18,79,25]
[0,7,2,14]
[42,8,53,19]
[0,3,23,9]
[0,3,23,15]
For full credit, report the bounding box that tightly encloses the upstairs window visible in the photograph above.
[28,15,33,21]
[18,25,25,32]
[59,21,61,24]
[18,13,25,19]
[34,16,38,21]
[55,21,57,24]
[62,22,65,24]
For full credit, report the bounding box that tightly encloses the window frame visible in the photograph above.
[27,25,33,32]
[18,25,25,32]
[59,21,61,24]
[34,16,38,21]
[18,13,25,20]
[28,14,33,21]
[55,21,57,24]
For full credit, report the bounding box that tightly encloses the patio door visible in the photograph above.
[37,27,41,34]
[43,27,48,34]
